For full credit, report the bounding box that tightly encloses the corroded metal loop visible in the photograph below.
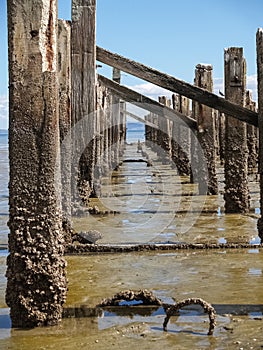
[163,297,216,336]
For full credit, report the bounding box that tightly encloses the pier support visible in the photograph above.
[6,0,67,327]
[224,48,249,213]
[58,19,72,243]
[71,0,97,202]
[193,64,218,195]
[172,94,191,175]
[158,96,172,164]
[218,112,225,163]
[245,90,257,174]
[256,29,263,241]
[111,68,121,169]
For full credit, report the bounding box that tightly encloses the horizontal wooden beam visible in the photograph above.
[98,74,197,130]
[124,110,157,129]
[97,46,258,127]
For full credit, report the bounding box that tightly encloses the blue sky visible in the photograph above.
[0,0,263,128]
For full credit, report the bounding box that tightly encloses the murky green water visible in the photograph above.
[0,142,263,349]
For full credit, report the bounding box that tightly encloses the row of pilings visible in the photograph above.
[145,52,258,211]
[6,0,263,330]
[6,0,125,328]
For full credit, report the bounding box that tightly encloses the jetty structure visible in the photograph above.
[6,0,263,327]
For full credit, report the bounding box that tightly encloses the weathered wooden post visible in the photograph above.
[224,48,249,213]
[112,68,121,169]
[158,96,172,164]
[245,90,257,174]
[120,100,126,151]
[150,113,158,151]
[58,19,72,243]
[71,0,97,202]
[256,29,263,241]
[113,67,121,84]
[218,112,225,164]
[145,114,150,146]
[6,0,67,327]
[193,64,218,195]
[172,94,191,175]
[112,69,126,154]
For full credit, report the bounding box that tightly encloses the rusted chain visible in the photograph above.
[163,297,216,335]
[97,290,216,336]
[97,289,163,307]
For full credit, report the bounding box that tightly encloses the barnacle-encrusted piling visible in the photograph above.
[224,47,249,213]
[6,0,67,327]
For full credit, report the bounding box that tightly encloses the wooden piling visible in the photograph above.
[120,100,126,150]
[245,90,258,174]
[6,0,67,327]
[193,64,218,195]
[158,96,172,164]
[224,48,249,213]
[71,0,97,202]
[218,112,225,163]
[256,29,263,241]
[112,68,121,169]
[171,94,191,175]
[58,19,72,243]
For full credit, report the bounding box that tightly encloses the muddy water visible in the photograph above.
[0,250,263,349]
[0,142,263,349]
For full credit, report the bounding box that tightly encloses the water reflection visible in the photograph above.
[77,143,261,246]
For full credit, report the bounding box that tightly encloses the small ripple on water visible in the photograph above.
[248,268,262,276]
[250,236,261,245]
[248,249,259,254]
[249,311,263,319]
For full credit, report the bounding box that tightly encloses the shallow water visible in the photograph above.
[0,250,263,349]
[0,130,263,349]
[74,143,260,246]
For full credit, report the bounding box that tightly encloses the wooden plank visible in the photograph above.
[224,47,249,213]
[96,46,258,127]
[97,74,197,130]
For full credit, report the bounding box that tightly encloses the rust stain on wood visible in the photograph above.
[46,0,55,71]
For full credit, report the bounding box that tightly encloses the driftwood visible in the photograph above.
[163,297,216,336]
